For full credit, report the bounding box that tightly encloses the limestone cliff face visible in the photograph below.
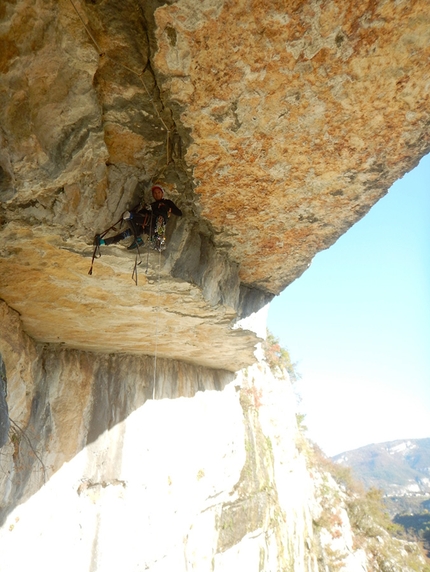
[1,301,425,572]
[0,303,356,570]
[0,2,429,570]
[0,0,429,363]
[0,300,311,571]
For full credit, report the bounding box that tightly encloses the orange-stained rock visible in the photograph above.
[153,0,430,291]
[0,0,429,367]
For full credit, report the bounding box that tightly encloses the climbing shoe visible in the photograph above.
[94,234,105,246]
[127,236,144,250]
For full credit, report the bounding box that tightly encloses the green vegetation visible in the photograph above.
[217,382,279,555]
[332,438,430,493]
[262,330,298,381]
[246,333,430,569]
[385,494,430,518]
[295,413,307,433]
[308,445,430,571]
[394,510,430,557]
[332,439,430,559]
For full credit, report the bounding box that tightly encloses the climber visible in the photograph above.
[94,185,182,252]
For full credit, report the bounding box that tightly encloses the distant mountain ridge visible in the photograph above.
[333,438,430,496]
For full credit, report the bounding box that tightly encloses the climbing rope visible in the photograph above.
[152,248,162,400]
[68,0,168,395]
[145,212,155,275]
[68,0,171,165]
[88,215,124,275]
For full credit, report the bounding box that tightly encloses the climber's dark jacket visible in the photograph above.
[133,199,182,229]
[102,199,182,245]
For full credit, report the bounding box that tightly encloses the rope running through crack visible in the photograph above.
[68,0,168,397]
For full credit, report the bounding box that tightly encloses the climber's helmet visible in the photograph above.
[151,185,164,200]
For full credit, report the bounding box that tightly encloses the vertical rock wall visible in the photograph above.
[0,300,234,522]
[1,299,421,571]
[0,354,9,448]
[0,299,319,571]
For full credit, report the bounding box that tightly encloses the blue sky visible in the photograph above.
[267,153,430,457]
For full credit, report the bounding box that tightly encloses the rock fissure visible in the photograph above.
[0,5,429,563]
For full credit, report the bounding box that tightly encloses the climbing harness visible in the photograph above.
[89,205,168,284]
[69,0,170,396]
[152,247,162,400]
[153,216,166,252]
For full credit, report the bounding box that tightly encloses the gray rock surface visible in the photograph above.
[0,0,429,366]
[0,2,429,569]
[0,355,9,448]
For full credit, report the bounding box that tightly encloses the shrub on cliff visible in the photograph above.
[262,330,298,381]
[308,444,430,572]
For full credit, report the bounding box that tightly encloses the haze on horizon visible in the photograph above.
[268,153,430,457]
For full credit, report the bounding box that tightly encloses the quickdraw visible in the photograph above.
[88,216,123,276]
[89,208,165,285]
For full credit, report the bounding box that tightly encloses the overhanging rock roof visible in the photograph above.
[0,0,429,370]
